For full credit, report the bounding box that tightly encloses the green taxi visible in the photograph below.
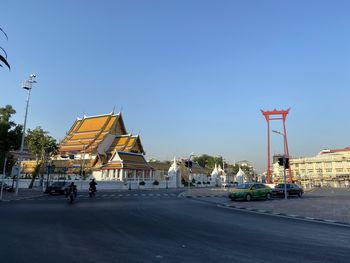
[228,183,272,201]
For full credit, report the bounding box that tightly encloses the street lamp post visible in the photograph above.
[272,130,288,201]
[165,175,169,189]
[45,161,51,191]
[188,152,194,194]
[0,156,7,201]
[79,141,86,191]
[16,74,36,196]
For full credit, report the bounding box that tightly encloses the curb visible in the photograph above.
[186,195,228,198]
[181,193,350,228]
[219,204,350,228]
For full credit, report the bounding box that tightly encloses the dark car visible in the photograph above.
[0,182,13,192]
[272,183,303,198]
[45,182,70,195]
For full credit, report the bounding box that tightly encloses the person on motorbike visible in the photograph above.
[66,182,77,197]
[89,179,97,197]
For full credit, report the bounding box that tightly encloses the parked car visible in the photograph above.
[0,182,13,192]
[45,182,70,195]
[228,183,272,201]
[272,183,303,198]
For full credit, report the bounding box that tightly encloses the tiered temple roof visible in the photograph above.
[103,152,152,170]
[107,134,144,154]
[59,112,145,155]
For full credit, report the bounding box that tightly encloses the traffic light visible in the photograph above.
[278,157,284,166]
[184,160,193,168]
[278,157,289,169]
[284,158,289,169]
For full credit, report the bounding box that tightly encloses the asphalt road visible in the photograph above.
[0,189,349,263]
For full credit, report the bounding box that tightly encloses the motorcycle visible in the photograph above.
[66,187,77,204]
[89,187,96,198]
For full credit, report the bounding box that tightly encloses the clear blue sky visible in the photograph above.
[1,0,350,171]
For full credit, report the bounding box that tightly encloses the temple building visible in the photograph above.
[149,158,212,187]
[54,112,154,181]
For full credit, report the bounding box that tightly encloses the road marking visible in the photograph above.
[305,217,315,220]
[323,219,336,223]
[288,214,298,217]
[218,205,350,228]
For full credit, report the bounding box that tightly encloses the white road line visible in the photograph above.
[323,219,336,223]
[305,217,315,220]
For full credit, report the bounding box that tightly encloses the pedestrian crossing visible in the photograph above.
[27,192,179,201]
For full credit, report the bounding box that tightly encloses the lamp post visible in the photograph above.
[188,152,194,194]
[272,130,288,200]
[222,157,229,187]
[79,140,86,191]
[0,156,7,201]
[45,161,50,191]
[165,175,169,189]
[16,74,36,196]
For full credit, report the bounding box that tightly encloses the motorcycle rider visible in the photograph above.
[89,179,97,196]
[66,182,77,197]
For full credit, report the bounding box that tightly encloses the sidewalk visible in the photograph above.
[182,187,350,225]
[0,188,45,202]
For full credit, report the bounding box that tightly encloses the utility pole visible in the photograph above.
[187,153,194,195]
[0,157,7,201]
[16,74,36,195]
[273,130,288,200]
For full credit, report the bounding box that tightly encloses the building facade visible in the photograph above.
[273,147,350,187]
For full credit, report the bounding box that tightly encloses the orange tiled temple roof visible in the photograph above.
[59,112,127,153]
[107,134,145,154]
[103,152,152,170]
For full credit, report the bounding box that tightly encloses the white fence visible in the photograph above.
[1,178,179,191]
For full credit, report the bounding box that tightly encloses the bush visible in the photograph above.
[153,180,159,186]
[139,181,145,186]
[207,181,210,184]
[197,181,201,185]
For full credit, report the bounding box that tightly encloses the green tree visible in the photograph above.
[0,105,22,174]
[0,27,10,70]
[26,127,58,188]
[193,154,224,169]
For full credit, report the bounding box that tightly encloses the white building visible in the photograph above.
[273,147,350,188]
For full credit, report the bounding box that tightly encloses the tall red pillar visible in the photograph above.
[261,109,292,183]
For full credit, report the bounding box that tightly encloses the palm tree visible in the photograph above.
[0,27,10,70]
